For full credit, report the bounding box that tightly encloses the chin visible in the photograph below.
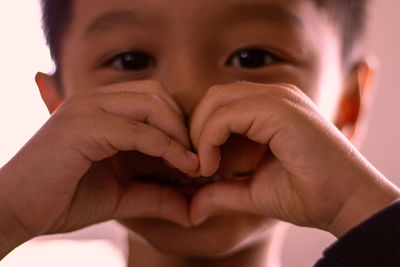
[119,214,276,258]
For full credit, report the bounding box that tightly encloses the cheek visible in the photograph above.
[314,80,342,122]
[120,214,275,257]
[312,36,344,121]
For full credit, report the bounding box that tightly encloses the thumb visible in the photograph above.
[199,144,221,177]
[113,181,191,228]
[190,180,258,225]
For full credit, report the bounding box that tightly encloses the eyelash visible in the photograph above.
[105,48,281,71]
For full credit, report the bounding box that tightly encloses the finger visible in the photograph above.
[78,115,199,173]
[190,180,257,226]
[114,181,191,227]
[190,82,289,150]
[197,97,279,176]
[55,164,192,232]
[96,80,185,121]
[94,91,191,149]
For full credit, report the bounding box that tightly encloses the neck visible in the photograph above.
[126,223,286,267]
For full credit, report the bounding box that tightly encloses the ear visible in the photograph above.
[35,72,64,114]
[334,59,376,145]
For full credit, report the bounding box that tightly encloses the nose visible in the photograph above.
[154,50,230,124]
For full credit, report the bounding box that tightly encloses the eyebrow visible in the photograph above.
[84,10,163,38]
[215,3,302,28]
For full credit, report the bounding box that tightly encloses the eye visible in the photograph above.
[226,48,281,69]
[106,51,155,71]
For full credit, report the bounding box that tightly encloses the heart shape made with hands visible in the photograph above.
[109,82,282,188]
[109,82,300,228]
[111,83,289,226]
[115,82,332,228]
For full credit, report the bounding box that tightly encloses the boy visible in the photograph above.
[1,0,400,266]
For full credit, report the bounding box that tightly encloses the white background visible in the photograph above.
[0,0,399,266]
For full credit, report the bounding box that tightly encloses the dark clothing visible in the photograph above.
[315,199,400,267]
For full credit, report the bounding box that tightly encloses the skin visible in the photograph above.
[0,0,399,266]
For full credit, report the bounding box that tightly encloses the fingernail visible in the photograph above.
[186,150,199,161]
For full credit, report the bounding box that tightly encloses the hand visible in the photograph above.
[189,82,400,237]
[0,80,198,248]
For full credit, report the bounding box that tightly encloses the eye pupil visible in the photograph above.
[122,52,151,70]
[228,49,277,69]
[114,52,154,71]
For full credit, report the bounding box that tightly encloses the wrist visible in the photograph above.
[0,168,34,259]
[0,203,34,260]
[327,174,400,238]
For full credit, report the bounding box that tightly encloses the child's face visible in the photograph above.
[55,0,346,257]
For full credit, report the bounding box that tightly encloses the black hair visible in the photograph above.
[40,0,72,71]
[40,0,369,70]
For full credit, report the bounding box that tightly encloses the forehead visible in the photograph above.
[67,0,327,36]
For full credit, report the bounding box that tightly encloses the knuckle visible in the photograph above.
[66,93,103,113]
[276,83,303,96]
[160,136,180,158]
[145,93,168,108]
[144,79,164,93]
[234,80,258,87]
[215,102,233,117]
[62,103,94,122]
[166,137,179,152]
[207,81,255,99]
[147,92,164,103]
[129,120,147,135]
[207,84,225,98]
[144,80,183,116]
[258,83,305,107]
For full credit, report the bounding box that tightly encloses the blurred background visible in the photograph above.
[0,0,399,266]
